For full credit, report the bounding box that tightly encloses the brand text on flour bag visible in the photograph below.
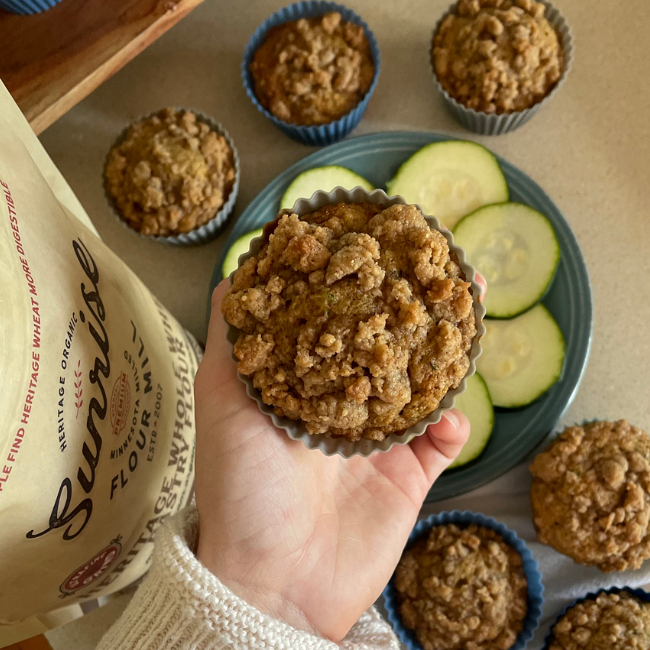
[0,101,199,622]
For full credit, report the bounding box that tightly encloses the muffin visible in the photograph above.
[433,0,563,114]
[394,522,528,650]
[546,591,650,650]
[221,199,479,443]
[250,11,375,126]
[104,108,238,240]
[530,419,650,572]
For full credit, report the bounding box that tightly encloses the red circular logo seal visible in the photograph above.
[110,372,131,436]
[60,540,121,595]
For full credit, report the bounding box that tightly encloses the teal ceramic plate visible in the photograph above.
[210,131,593,502]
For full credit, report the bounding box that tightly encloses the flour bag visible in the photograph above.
[0,81,199,629]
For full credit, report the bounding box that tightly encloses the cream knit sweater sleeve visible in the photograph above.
[97,507,402,650]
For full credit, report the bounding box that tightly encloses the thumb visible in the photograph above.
[194,280,245,410]
[205,280,236,367]
[409,409,471,484]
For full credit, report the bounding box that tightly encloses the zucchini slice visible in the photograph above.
[454,202,560,318]
[222,228,263,279]
[477,305,565,408]
[387,141,508,229]
[280,166,374,210]
[448,373,494,469]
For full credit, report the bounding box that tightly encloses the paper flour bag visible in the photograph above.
[0,82,199,627]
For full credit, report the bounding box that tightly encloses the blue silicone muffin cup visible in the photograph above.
[241,1,381,146]
[0,0,63,13]
[542,586,650,649]
[383,511,544,650]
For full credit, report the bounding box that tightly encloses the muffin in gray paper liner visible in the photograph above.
[430,0,574,135]
[103,108,240,246]
[224,186,486,458]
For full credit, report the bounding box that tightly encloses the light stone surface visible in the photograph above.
[37,0,650,647]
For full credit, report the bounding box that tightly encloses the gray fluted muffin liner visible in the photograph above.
[103,108,240,246]
[430,0,574,135]
[224,186,486,458]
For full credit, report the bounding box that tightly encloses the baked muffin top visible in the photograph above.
[105,108,236,236]
[395,523,528,650]
[530,420,650,572]
[221,202,477,442]
[547,592,650,650]
[433,0,563,114]
[250,12,374,126]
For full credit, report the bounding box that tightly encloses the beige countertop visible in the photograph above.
[35,0,650,646]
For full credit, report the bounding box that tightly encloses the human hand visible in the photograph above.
[193,281,470,642]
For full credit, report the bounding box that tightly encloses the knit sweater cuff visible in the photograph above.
[97,507,400,650]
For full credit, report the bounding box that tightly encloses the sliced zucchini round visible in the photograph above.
[448,373,494,469]
[222,228,263,279]
[453,202,560,318]
[280,166,374,210]
[477,305,565,408]
[387,141,508,230]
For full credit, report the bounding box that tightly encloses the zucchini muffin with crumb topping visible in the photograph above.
[105,108,236,237]
[221,201,478,442]
[250,12,375,126]
[530,419,650,572]
[433,0,564,114]
[395,523,528,650]
[547,591,650,650]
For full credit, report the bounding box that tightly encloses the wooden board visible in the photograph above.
[4,635,51,650]
[0,0,204,134]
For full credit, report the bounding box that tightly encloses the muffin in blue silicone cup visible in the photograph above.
[0,0,63,14]
[383,511,544,650]
[242,1,381,146]
[430,0,574,135]
[542,586,650,649]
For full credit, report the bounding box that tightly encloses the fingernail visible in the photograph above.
[474,273,486,303]
[442,410,460,429]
